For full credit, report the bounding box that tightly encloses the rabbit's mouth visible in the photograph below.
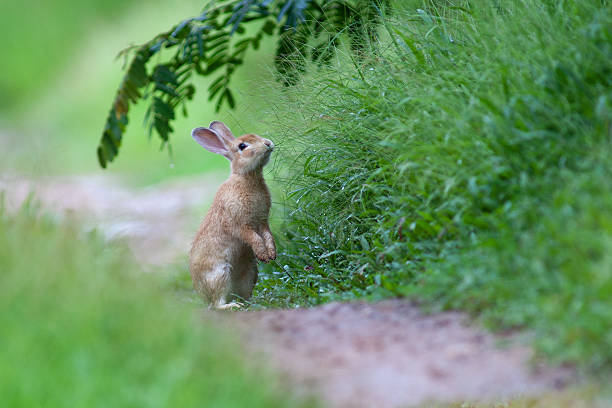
[261,151,272,163]
[259,149,273,167]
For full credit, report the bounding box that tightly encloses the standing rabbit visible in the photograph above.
[189,121,276,310]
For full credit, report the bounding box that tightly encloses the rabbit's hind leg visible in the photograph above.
[233,258,258,302]
[215,301,244,311]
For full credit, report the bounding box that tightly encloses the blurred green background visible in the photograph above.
[0,0,274,185]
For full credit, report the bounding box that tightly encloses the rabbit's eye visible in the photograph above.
[238,143,248,151]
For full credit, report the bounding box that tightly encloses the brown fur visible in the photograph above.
[189,122,275,309]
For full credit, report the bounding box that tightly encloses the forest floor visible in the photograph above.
[0,172,577,407]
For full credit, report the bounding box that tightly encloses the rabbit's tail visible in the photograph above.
[200,264,232,308]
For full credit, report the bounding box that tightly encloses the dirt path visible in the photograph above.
[0,172,222,267]
[0,172,574,407]
[227,301,571,407]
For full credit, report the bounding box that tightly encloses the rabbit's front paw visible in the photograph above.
[254,246,271,263]
[267,247,277,260]
[256,252,272,263]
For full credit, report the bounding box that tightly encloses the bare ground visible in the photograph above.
[0,172,575,407]
[226,301,572,407]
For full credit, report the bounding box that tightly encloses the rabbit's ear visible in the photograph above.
[209,121,235,144]
[192,127,231,160]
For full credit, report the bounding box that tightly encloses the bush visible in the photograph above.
[254,0,612,372]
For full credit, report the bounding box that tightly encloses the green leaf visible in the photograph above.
[155,83,180,97]
[225,88,236,109]
[262,19,276,35]
[204,57,227,75]
[152,65,178,85]
[152,97,175,120]
[97,146,106,168]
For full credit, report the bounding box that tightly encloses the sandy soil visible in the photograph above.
[0,172,574,407]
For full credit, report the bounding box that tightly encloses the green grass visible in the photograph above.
[251,0,612,374]
[0,202,310,407]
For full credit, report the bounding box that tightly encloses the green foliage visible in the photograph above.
[0,203,310,408]
[98,0,389,167]
[253,0,612,372]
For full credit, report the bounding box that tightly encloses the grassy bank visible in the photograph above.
[254,0,612,373]
[0,203,308,407]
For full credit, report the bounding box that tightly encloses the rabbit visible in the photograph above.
[189,121,276,310]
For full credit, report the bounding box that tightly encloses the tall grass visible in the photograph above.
[0,203,309,407]
[254,0,612,373]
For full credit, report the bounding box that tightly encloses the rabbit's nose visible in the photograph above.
[264,140,274,149]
